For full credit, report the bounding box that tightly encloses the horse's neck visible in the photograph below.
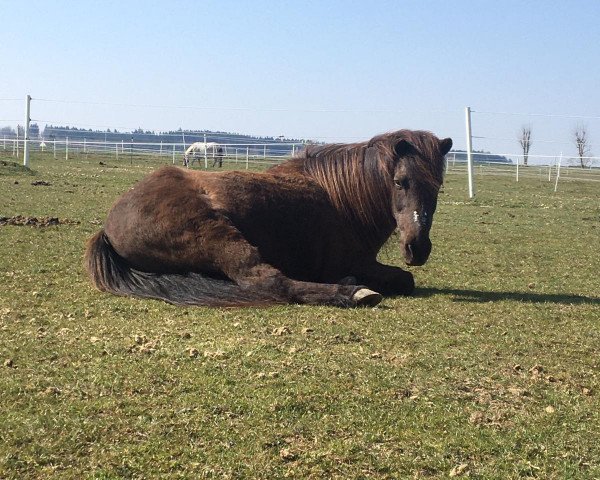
[270,156,394,251]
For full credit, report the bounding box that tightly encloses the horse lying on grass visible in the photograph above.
[85,130,452,308]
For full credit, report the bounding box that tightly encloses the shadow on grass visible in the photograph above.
[415,287,600,305]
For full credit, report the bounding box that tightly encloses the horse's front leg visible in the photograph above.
[201,217,382,307]
[353,261,415,296]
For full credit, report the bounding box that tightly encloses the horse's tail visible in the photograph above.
[84,230,285,307]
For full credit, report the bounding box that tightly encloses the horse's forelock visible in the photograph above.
[370,130,446,189]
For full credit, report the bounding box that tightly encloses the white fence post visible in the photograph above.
[66,137,69,160]
[23,95,31,167]
[203,133,208,169]
[516,155,519,182]
[465,106,475,198]
[554,152,563,192]
[172,144,175,164]
[246,146,249,169]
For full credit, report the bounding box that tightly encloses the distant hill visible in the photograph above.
[41,126,306,156]
[450,149,512,164]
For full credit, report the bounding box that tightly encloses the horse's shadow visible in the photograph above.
[413,287,600,305]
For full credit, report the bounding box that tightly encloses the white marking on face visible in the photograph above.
[412,210,429,227]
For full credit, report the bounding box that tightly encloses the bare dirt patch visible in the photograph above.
[0,215,80,227]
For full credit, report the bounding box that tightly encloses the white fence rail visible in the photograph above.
[1,136,303,169]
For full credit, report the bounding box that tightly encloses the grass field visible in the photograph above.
[1,150,599,479]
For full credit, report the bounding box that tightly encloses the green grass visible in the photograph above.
[1,150,599,479]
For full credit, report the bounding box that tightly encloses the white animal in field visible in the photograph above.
[183,142,224,167]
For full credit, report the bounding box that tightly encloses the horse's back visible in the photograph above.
[103,165,359,281]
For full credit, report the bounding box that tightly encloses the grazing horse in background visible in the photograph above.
[183,142,224,167]
[85,130,452,307]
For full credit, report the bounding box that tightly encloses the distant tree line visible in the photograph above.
[450,149,512,164]
[40,124,302,146]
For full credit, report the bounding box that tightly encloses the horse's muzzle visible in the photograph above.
[403,238,432,266]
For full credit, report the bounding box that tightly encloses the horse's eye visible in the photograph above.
[394,178,409,190]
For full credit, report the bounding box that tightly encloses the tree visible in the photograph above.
[518,125,532,166]
[29,123,40,138]
[574,124,591,168]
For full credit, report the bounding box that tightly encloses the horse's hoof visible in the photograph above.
[352,288,383,307]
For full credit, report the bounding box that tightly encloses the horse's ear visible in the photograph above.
[439,138,453,155]
[394,139,411,158]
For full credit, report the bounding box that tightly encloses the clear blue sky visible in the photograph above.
[2,0,600,159]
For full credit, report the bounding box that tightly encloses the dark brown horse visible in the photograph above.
[85,130,452,307]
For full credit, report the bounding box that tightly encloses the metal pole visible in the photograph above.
[66,137,69,160]
[516,156,519,182]
[16,126,20,158]
[172,144,175,164]
[53,139,56,159]
[554,152,563,192]
[203,133,208,169]
[116,143,119,160]
[23,95,31,167]
[465,106,475,198]
[246,146,249,169]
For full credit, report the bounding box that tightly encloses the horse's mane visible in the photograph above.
[285,130,446,247]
